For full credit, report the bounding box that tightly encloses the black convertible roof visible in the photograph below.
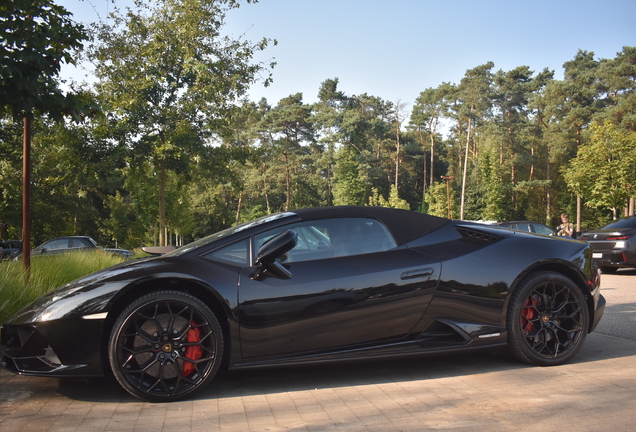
[293,206,450,246]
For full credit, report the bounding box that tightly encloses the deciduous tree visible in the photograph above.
[1,0,90,268]
[563,123,636,219]
[89,0,274,245]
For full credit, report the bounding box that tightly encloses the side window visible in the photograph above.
[533,224,554,236]
[253,218,396,263]
[43,239,69,250]
[70,238,89,249]
[203,239,249,266]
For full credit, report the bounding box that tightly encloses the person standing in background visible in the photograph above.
[556,213,574,237]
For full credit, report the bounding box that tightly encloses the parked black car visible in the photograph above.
[496,221,556,236]
[1,207,605,402]
[580,216,636,273]
[21,236,133,259]
[0,240,22,261]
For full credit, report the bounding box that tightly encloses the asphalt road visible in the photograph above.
[595,269,636,340]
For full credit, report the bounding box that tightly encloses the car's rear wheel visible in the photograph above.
[507,272,589,366]
[109,290,223,401]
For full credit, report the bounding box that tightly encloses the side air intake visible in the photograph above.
[455,224,513,243]
[416,320,469,347]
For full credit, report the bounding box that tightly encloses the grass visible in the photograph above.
[0,252,127,325]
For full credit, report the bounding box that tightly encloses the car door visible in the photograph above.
[69,237,92,252]
[237,217,441,359]
[35,238,70,256]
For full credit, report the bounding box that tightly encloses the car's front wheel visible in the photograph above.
[109,290,223,401]
[507,272,589,366]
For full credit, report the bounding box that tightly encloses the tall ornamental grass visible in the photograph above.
[0,253,126,325]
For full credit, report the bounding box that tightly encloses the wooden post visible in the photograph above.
[22,116,32,272]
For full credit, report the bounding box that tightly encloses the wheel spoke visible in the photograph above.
[118,342,155,356]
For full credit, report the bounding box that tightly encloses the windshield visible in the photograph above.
[164,212,296,257]
[603,217,636,230]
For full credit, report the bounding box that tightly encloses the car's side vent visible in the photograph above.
[456,227,497,242]
[455,224,512,243]
[416,320,468,347]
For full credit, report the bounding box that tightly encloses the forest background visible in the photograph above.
[1,0,635,250]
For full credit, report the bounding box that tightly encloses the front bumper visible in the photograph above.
[0,318,106,377]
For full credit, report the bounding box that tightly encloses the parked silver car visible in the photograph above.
[16,236,133,260]
[496,220,556,236]
[0,240,22,261]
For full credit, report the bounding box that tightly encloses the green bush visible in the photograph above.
[0,253,126,325]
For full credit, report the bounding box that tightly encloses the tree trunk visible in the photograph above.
[419,131,427,195]
[574,128,583,230]
[577,196,582,233]
[22,116,32,273]
[429,132,435,187]
[262,164,271,214]
[460,118,472,220]
[546,147,551,226]
[418,131,427,207]
[505,123,514,210]
[158,161,167,246]
[395,131,400,190]
[235,192,243,225]
[529,144,535,181]
[284,152,291,211]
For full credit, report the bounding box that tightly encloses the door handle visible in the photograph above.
[400,267,434,280]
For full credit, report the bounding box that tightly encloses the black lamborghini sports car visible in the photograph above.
[0,207,605,401]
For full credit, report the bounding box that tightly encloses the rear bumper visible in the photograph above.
[590,248,636,268]
[591,294,606,333]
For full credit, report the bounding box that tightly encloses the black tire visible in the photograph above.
[600,267,618,274]
[507,272,589,366]
[108,290,223,402]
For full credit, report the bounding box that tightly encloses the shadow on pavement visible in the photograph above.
[604,269,636,276]
[43,332,635,403]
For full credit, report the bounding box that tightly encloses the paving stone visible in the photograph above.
[2,320,636,431]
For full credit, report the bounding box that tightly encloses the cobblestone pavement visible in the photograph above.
[1,332,635,432]
[2,271,636,432]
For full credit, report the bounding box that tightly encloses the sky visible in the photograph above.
[58,0,636,108]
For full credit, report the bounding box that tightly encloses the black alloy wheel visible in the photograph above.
[507,272,589,366]
[109,290,223,401]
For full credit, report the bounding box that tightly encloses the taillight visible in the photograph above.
[589,268,601,290]
[607,235,631,240]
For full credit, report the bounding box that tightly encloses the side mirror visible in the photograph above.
[253,230,297,279]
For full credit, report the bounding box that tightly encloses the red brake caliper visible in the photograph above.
[183,322,203,377]
[521,297,536,334]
